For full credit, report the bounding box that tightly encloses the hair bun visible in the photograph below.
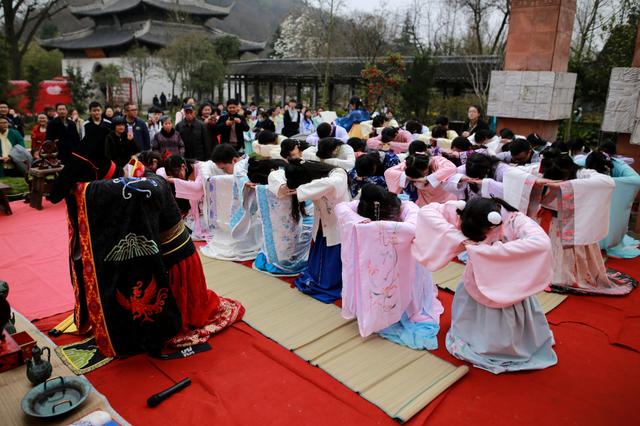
[487,211,502,225]
[453,200,466,211]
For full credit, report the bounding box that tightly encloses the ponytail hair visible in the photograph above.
[357,184,401,222]
[247,157,287,184]
[585,151,613,176]
[540,148,580,181]
[316,137,343,159]
[404,153,431,179]
[285,159,336,222]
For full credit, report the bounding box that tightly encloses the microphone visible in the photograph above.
[147,378,191,408]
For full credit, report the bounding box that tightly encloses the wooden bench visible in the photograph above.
[0,183,11,215]
[27,166,63,210]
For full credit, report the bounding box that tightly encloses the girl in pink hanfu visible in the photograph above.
[504,150,635,295]
[159,158,226,241]
[336,184,443,350]
[384,152,457,206]
[367,127,413,153]
[412,198,557,374]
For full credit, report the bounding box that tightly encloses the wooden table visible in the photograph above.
[0,182,11,215]
[27,166,63,210]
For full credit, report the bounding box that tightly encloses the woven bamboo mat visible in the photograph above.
[432,262,567,314]
[202,258,468,422]
[0,312,127,426]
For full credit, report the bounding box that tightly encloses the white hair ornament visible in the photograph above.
[487,211,502,225]
[453,200,466,211]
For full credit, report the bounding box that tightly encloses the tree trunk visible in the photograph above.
[490,2,510,55]
[321,0,336,108]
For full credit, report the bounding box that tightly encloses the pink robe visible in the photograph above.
[336,200,443,339]
[412,201,553,308]
[367,129,413,153]
[384,157,458,206]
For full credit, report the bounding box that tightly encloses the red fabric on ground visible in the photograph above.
[0,201,74,320]
[9,205,640,424]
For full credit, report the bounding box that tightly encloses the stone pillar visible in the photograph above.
[603,22,640,172]
[487,0,577,140]
[254,80,260,104]
[313,83,319,109]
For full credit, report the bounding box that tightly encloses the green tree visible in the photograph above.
[124,46,153,109]
[1,0,64,79]
[213,35,240,102]
[360,54,406,113]
[213,35,241,64]
[169,34,225,100]
[0,34,12,100]
[570,17,638,108]
[400,52,437,122]
[93,64,122,105]
[65,66,94,114]
[39,22,59,39]
[21,44,62,81]
[158,45,181,98]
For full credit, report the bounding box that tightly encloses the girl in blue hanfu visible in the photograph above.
[336,96,371,133]
[243,157,314,276]
[336,184,442,350]
[412,197,557,373]
[284,160,350,303]
[576,149,640,258]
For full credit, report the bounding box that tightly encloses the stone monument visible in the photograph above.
[487,0,577,140]
[601,23,640,172]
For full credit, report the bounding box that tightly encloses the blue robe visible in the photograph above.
[336,108,371,132]
[575,157,640,258]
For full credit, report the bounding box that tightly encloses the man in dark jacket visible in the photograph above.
[124,102,151,151]
[282,99,301,137]
[214,99,249,151]
[46,103,81,164]
[83,101,112,143]
[176,104,210,161]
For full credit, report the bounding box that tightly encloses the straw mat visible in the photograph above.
[201,257,468,422]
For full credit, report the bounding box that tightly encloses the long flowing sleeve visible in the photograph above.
[335,200,367,319]
[321,144,355,170]
[425,156,457,188]
[411,201,467,271]
[267,168,287,197]
[296,168,347,202]
[384,162,408,194]
[558,169,614,245]
[465,212,552,308]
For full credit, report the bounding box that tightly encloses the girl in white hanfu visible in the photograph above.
[412,197,557,374]
[302,137,356,171]
[577,150,640,258]
[504,149,635,295]
[284,160,351,303]
[336,184,442,350]
[200,148,262,261]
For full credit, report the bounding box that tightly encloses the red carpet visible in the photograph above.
[0,201,74,320]
[5,200,640,425]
